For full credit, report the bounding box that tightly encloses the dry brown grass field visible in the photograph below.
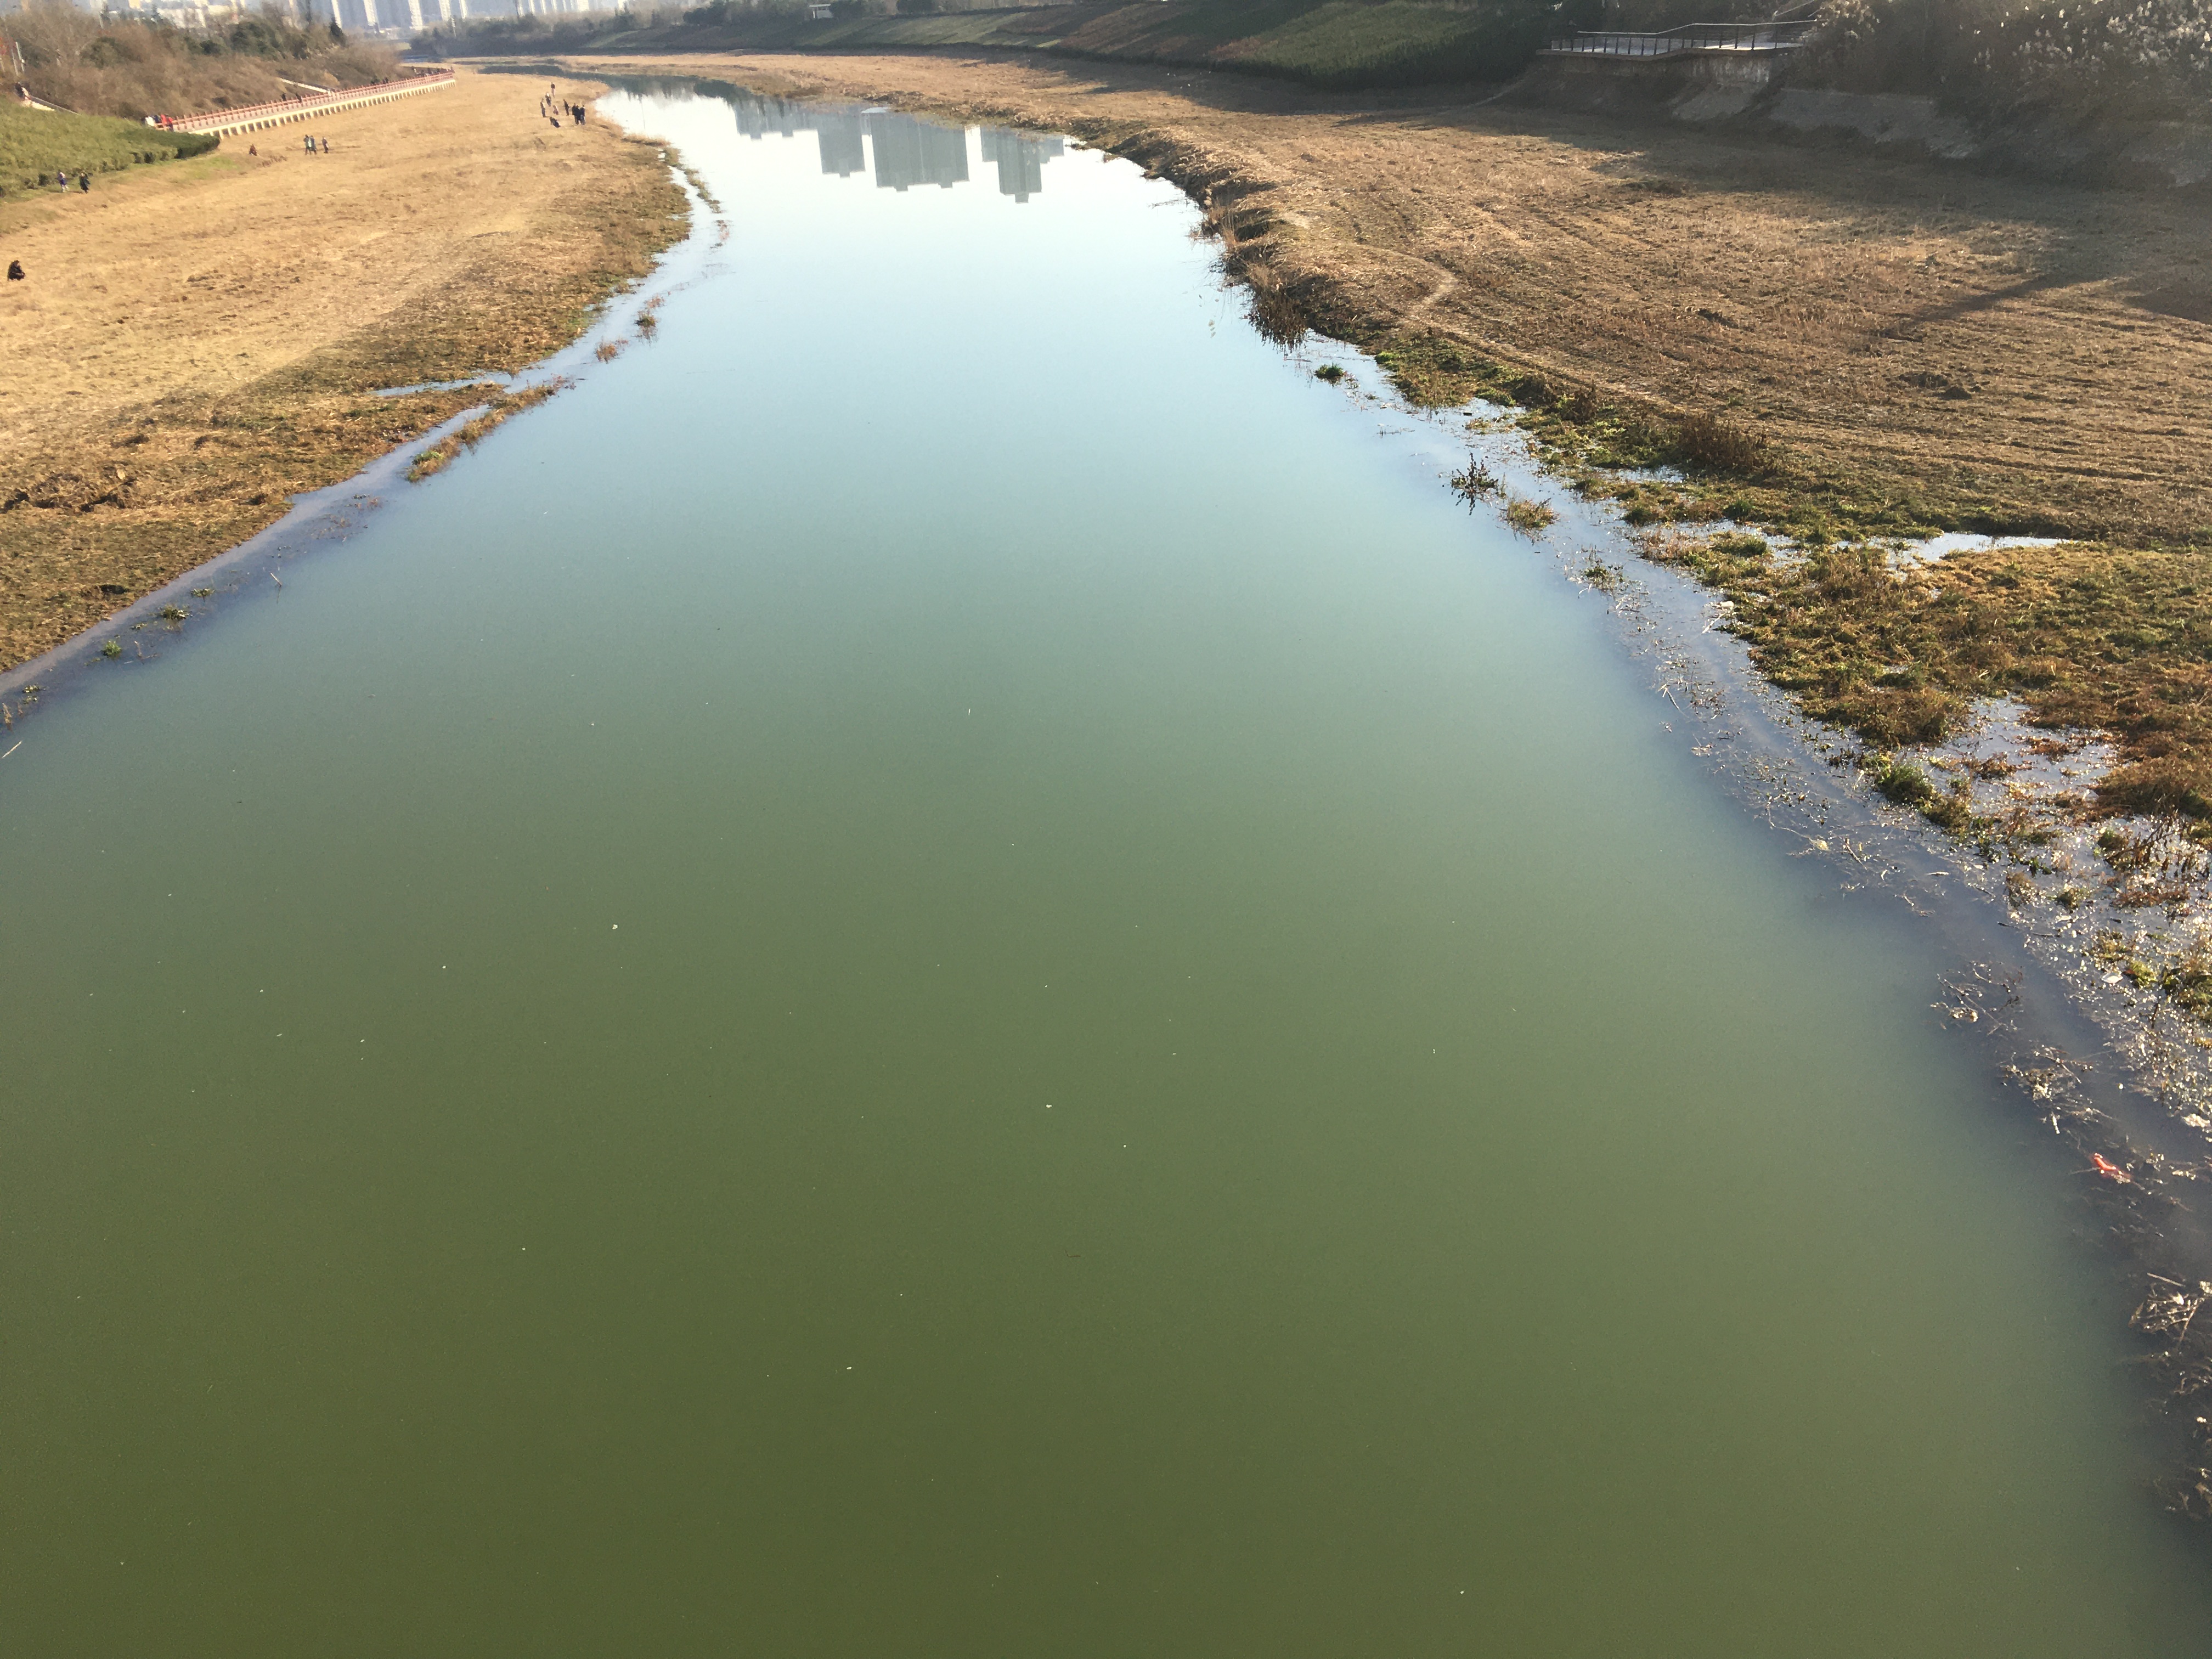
[0,67,683,672]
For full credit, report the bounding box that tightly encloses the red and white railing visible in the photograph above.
[172,69,453,137]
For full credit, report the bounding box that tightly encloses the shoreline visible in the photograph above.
[9,64,2210,1524]
[0,160,717,735]
[0,66,687,676]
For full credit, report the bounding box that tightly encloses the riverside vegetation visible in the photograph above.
[1429,371,2212,823]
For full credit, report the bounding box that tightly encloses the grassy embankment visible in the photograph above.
[0,69,686,672]
[1016,0,1548,84]
[0,99,218,193]
[8,3,404,119]
[445,0,1553,88]
[458,0,2210,106]
[1119,16,2212,828]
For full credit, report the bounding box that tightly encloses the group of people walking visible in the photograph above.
[50,171,89,193]
[540,86,588,129]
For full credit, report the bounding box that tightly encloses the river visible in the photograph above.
[2,80,2208,1656]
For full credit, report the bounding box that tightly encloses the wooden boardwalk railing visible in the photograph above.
[173,70,454,138]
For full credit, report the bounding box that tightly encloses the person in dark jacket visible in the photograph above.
[7,260,24,281]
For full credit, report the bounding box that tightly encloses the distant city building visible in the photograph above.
[109,0,250,26]
[308,0,634,31]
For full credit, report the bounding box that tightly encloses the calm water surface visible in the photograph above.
[4,83,2210,1656]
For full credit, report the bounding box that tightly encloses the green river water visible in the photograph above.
[2,83,2208,1656]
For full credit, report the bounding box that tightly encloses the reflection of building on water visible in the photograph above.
[815,110,866,178]
[729,93,805,140]
[980,128,1063,204]
[714,89,1060,200]
[866,112,969,192]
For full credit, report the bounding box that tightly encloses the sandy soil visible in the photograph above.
[562,51,2211,547]
[0,67,684,672]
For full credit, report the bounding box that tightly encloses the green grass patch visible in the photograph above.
[0,99,216,194]
[1865,753,1977,831]
[605,0,1555,91]
[1100,0,1554,88]
[1503,495,1555,534]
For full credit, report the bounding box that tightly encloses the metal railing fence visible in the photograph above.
[1543,20,1817,57]
[172,70,454,137]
